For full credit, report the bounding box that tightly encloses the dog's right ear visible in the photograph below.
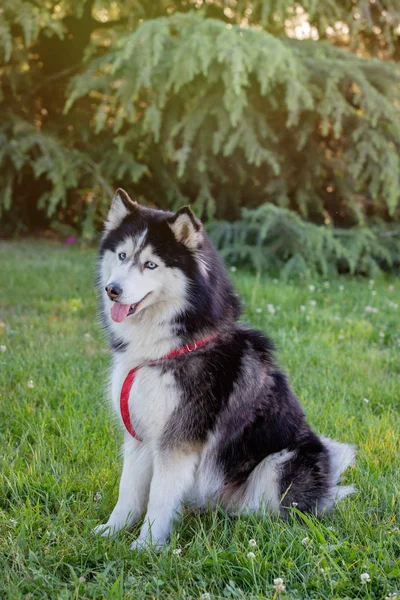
[105,189,138,231]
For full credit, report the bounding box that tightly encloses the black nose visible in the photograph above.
[106,283,122,300]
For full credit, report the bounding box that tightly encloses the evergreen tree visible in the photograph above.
[1,1,399,271]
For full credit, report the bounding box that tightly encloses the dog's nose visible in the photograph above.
[106,283,122,300]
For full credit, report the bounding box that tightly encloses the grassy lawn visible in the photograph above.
[0,239,399,600]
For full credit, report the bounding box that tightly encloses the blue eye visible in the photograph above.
[118,252,126,261]
[144,261,158,270]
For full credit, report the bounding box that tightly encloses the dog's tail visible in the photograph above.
[322,437,356,502]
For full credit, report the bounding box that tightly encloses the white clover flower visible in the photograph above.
[273,578,285,592]
[365,306,379,313]
[360,573,371,584]
[323,281,330,288]
[230,266,237,273]
[371,290,377,296]
[10,518,17,526]
[369,279,374,286]
[338,334,344,340]
[249,539,257,547]
[247,551,255,559]
[388,301,398,309]
[0,345,6,352]
[318,567,325,573]
[267,304,275,314]
[334,315,340,321]
[173,548,182,556]
[292,502,298,507]
[386,593,398,599]
[201,594,211,600]
[309,300,317,307]
[302,537,311,546]
[300,305,306,311]
[309,285,316,292]
[339,285,344,291]
[27,380,34,389]
[256,308,262,313]
[363,398,369,403]
[78,576,86,583]
[379,331,385,338]
[94,491,102,502]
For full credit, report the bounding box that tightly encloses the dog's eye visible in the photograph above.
[118,252,126,261]
[144,261,158,270]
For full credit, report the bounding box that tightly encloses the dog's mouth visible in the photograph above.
[110,293,151,323]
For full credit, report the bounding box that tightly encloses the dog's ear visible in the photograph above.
[167,206,203,249]
[105,189,138,230]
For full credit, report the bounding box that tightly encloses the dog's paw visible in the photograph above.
[93,523,118,537]
[130,538,146,552]
[130,537,164,552]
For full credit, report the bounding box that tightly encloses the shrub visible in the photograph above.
[66,11,400,225]
[208,204,400,277]
[1,0,399,264]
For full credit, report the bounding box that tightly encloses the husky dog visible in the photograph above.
[95,189,355,549]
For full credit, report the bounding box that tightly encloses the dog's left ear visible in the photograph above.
[105,188,138,231]
[167,206,203,249]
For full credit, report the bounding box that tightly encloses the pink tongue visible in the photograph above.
[111,303,131,323]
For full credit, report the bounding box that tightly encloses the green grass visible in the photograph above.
[0,240,399,600]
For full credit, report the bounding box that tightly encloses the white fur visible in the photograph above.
[168,212,202,250]
[96,228,355,550]
[94,435,152,536]
[105,192,131,231]
[98,240,306,544]
[196,251,210,279]
[227,450,296,515]
[185,432,225,509]
[320,437,356,508]
[100,240,189,363]
[97,235,198,544]
[131,450,199,548]
[321,437,356,483]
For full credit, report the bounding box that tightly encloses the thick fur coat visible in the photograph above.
[95,189,355,549]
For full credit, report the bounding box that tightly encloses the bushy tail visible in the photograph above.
[322,437,356,502]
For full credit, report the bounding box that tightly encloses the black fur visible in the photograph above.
[100,200,353,517]
[109,334,129,353]
[100,205,241,340]
[160,327,332,513]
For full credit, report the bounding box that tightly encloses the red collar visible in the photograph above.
[120,335,217,441]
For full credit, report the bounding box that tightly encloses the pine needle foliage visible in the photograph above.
[66,12,400,224]
[1,0,400,268]
[208,204,400,277]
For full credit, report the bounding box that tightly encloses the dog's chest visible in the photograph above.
[111,358,181,440]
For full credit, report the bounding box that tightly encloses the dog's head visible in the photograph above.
[99,189,206,324]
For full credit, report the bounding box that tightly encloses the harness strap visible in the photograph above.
[119,335,216,441]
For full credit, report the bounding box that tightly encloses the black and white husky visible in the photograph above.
[95,189,355,549]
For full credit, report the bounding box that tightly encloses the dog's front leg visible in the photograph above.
[130,449,198,550]
[94,435,152,536]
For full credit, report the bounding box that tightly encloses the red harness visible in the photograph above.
[120,336,216,441]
